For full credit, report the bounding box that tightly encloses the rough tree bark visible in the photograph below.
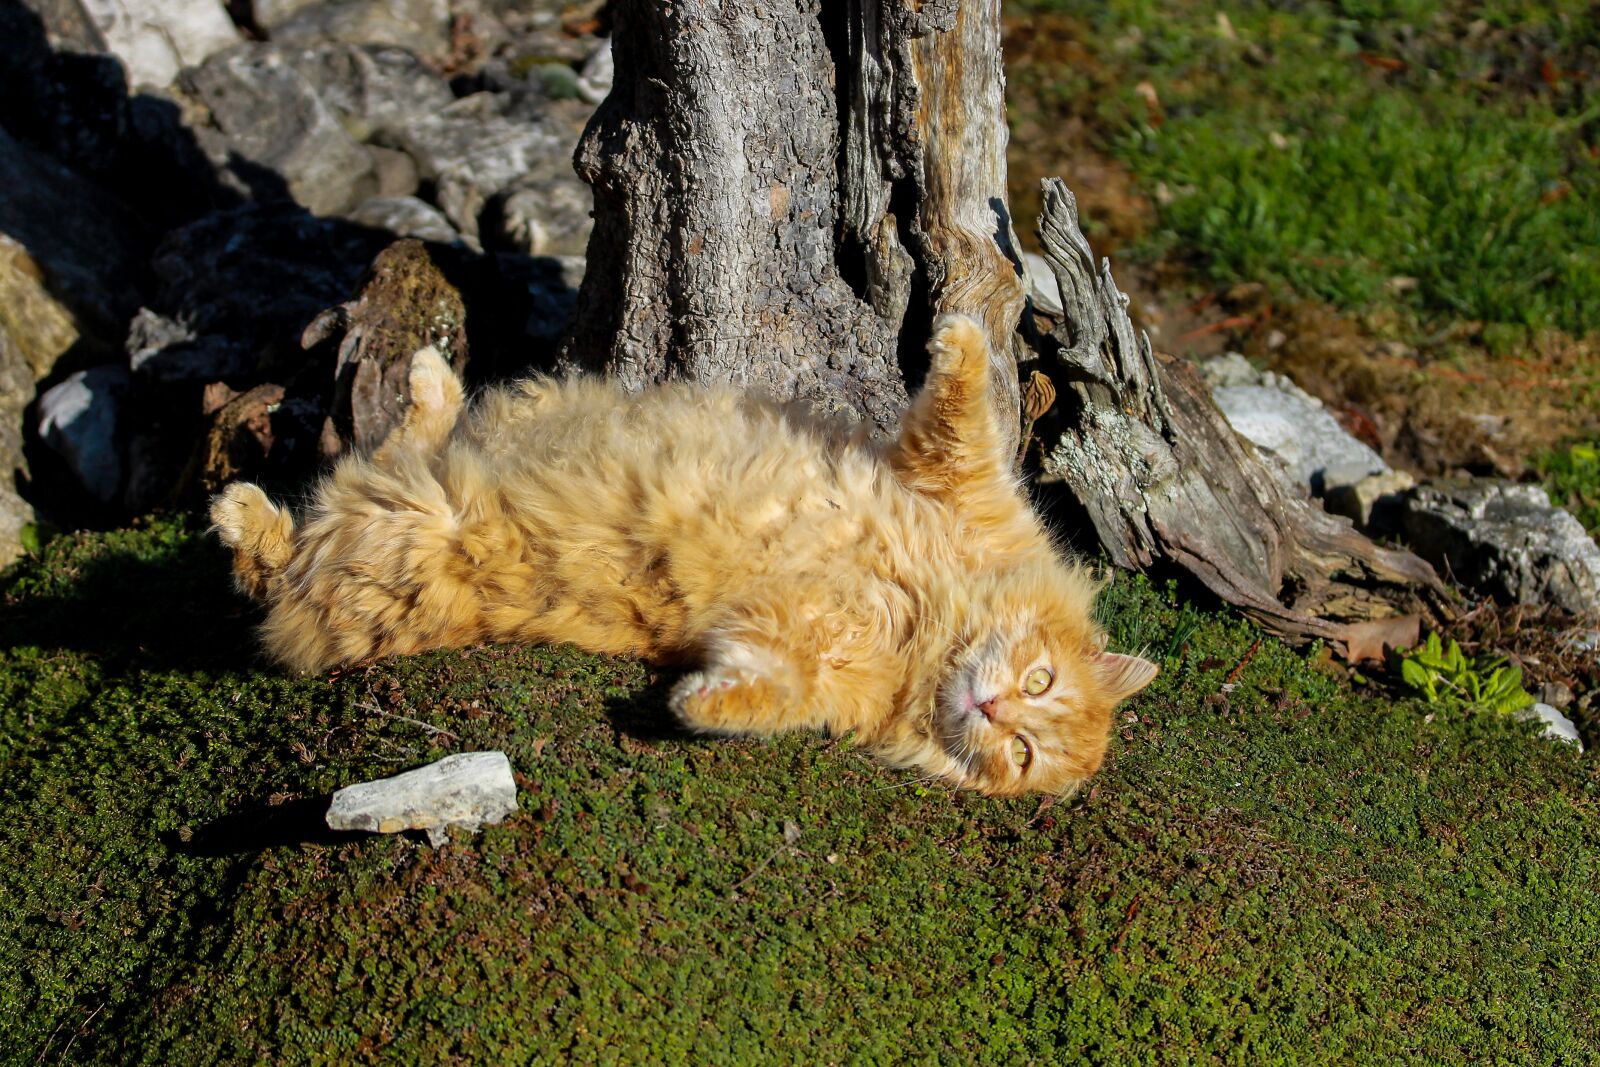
[561,0,1022,444]
[561,0,1443,647]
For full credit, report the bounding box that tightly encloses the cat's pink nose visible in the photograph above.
[977,696,998,721]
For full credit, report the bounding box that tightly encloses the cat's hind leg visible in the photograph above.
[670,641,813,737]
[210,482,295,601]
[370,345,465,466]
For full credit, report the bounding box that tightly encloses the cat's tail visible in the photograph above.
[210,482,295,601]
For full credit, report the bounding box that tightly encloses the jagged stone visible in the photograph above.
[1399,479,1600,617]
[495,177,592,257]
[127,308,254,383]
[1207,359,1388,496]
[326,751,517,847]
[80,0,240,88]
[0,328,36,567]
[0,125,147,346]
[346,196,463,246]
[392,92,571,239]
[180,43,379,215]
[268,0,451,57]
[1323,468,1417,534]
[278,43,454,140]
[1021,251,1064,317]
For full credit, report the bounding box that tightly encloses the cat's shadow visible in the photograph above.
[601,672,702,745]
[0,532,263,672]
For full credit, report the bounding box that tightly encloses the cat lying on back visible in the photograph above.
[211,315,1157,795]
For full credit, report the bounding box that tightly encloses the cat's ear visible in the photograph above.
[1093,652,1159,701]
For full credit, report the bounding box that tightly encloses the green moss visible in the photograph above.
[1,519,1595,1063]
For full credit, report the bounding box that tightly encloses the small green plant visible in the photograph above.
[1398,632,1535,714]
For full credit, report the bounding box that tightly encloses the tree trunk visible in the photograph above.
[561,0,1022,445]
[562,1,1443,649]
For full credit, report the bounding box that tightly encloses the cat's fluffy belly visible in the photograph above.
[212,317,1157,794]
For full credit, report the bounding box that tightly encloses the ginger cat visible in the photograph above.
[211,316,1157,795]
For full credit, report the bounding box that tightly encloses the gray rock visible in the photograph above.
[126,308,254,383]
[180,43,378,215]
[1515,702,1583,750]
[37,364,130,504]
[367,145,420,198]
[1323,468,1416,534]
[518,254,585,344]
[1399,479,1600,617]
[1022,251,1064,318]
[150,202,384,349]
[496,178,593,256]
[278,43,454,140]
[326,751,517,847]
[394,92,572,239]
[1211,381,1387,495]
[346,196,463,245]
[251,0,320,27]
[269,0,450,57]
[1538,681,1574,710]
[80,0,240,88]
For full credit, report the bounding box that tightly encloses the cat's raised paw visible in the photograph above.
[927,313,988,376]
[209,482,278,548]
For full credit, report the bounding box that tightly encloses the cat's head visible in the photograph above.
[926,561,1157,796]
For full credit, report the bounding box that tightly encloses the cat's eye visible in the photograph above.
[1009,735,1033,768]
[1023,667,1053,695]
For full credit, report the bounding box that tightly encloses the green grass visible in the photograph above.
[2,518,1595,1062]
[1009,0,1600,334]
[1538,440,1600,534]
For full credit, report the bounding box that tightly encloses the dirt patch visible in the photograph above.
[1229,301,1600,477]
[1005,11,1152,259]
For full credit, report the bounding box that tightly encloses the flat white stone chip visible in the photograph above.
[326,751,517,847]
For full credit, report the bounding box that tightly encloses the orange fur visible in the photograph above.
[210,318,1157,794]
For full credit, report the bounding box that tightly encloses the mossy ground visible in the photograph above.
[2,518,1595,1063]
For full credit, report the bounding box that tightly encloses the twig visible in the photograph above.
[1111,897,1141,954]
[356,699,461,741]
[728,845,791,898]
[57,1002,105,1064]
[1223,638,1263,689]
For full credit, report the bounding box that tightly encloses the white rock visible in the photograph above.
[326,751,517,847]
[577,38,614,104]
[81,0,241,89]
[1515,703,1584,751]
[1211,382,1387,495]
[1022,251,1064,317]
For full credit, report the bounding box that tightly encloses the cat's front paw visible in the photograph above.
[670,669,785,736]
[927,313,989,378]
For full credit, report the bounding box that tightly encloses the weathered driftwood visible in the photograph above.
[562,0,1022,447]
[1033,178,1445,645]
[302,239,468,457]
